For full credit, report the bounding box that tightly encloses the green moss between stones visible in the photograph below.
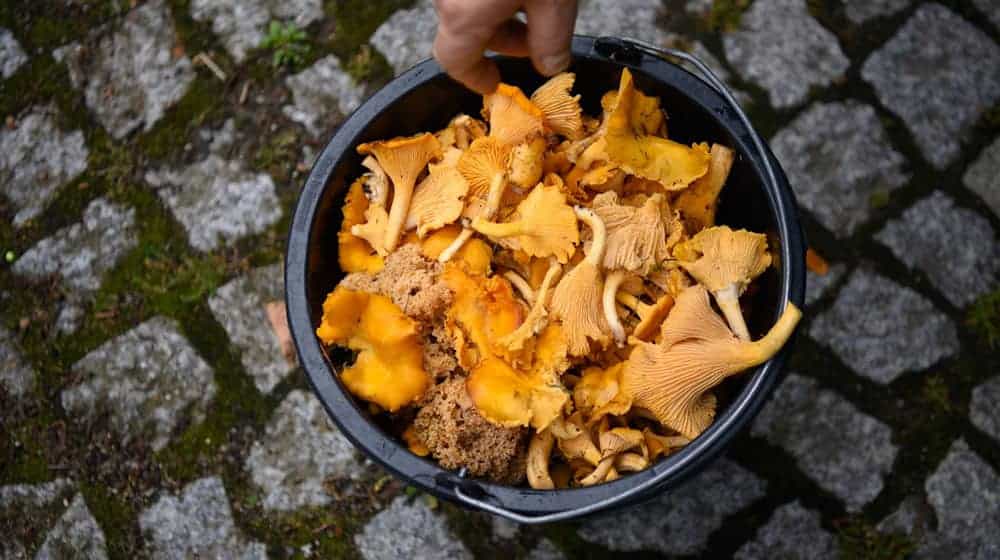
[137,76,229,161]
[701,0,750,33]
[79,482,143,558]
[921,374,953,413]
[835,517,915,560]
[966,288,1000,351]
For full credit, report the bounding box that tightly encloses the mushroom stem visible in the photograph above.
[439,174,507,263]
[574,207,607,267]
[383,184,414,252]
[714,283,750,340]
[470,219,524,238]
[437,228,474,263]
[503,270,535,305]
[579,455,615,486]
[603,270,628,346]
[741,303,802,363]
[615,291,643,313]
[527,429,556,490]
[614,452,648,472]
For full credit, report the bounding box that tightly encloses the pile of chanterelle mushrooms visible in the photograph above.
[317,69,802,489]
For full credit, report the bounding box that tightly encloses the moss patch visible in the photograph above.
[702,0,750,32]
[835,517,915,560]
[966,288,1000,350]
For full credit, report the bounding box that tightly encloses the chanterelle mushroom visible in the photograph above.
[484,84,545,146]
[439,137,512,263]
[605,69,710,190]
[405,163,468,237]
[471,183,579,263]
[531,72,584,140]
[616,292,675,342]
[550,207,611,356]
[673,144,735,234]
[316,286,430,412]
[527,429,556,489]
[339,177,385,273]
[622,285,801,438]
[498,260,562,354]
[509,137,546,190]
[572,363,632,425]
[673,225,771,340]
[357,133,442,253]
[591,192,674,274]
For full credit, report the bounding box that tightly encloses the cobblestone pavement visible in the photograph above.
[1,1,998,558]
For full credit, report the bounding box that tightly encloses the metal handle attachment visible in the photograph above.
[451,36,779,526]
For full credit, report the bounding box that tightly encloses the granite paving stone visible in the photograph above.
[919,440,1000,559]
[61,316,217,451]
[245,390,361,511]
[734,501,838,559]
[771,101,908,236]
[190,0,323,63]
[12,197,137,294]
[58,0,195,139]
[526,539,567,560]
[354,496,473,560]
[490,516,520,541]
[753,373,897,511]
[208,264,293,394]
[0,105,89,227]
[970,376,1000,445]
[283,54,365,138]
[861,3,1000,169]
[964,136,1000,218]
[971,0,1000,32]
[575,0,668,46]
[810,268,959,384]
[806,263,846,306]
[875,191,999,308]
[370,0,437,75]
[877,495,933,539]
[139,477,267,560]
[1,326,35,397]
[0,27,27,78]
[843,0,911,24]
[723,0,849,109]
[578,459,766,555]
[35,493,109,560]
[145,154,282,252]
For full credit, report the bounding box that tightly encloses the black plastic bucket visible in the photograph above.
[286,35,806,523]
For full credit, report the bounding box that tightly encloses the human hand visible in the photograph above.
[433,0,579,94]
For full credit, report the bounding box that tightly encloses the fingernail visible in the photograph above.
[540,52,570,75]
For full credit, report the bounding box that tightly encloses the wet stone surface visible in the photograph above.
[752,373,898,512]
[920,440,1000,559]
[970,376,1000,445]
[575,0,667,46]
[878,495,933,540]
[145,155,282,252]
[843,0,911,24]
[208,264,293,394]
[57,0,195,139]
[0,326,35,397]
[61,316,217,451]
[190,0,323,63]
[244,390,361,512]
[12,197,137,294]
[577,458,767,555]
[810,268,959,384]
[806,263,847,306]
[771,101,908,236]
[876,191,999,308]
[0,479,74,558]
[861,3,1000,169]
[283,54,365,138]
[971,0,1000,32]
[734,501,838,560]
[370,0,437,76]
[139,476,267,560]
[0,106,89,227]
[723,0,849,109]
[0,27,27,79]
[964,136,1000,219]
[526,539,567,560]
[354,496,473,560]
[35,493,109,560]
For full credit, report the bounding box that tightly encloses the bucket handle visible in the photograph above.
[452,36,777,525]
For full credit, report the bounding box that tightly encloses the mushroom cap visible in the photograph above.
[350,204,391,257]
[361,155,391,208]
[437,114,488,150]
[673,225,772,294]
[472,184,579,264]
[573,363,633,424]
[442,265,524,371]
[592,191,673,273]
[599,427,644,458]
[551,261,609,356]
[605,69,710,190]
[458,137,512,216]
[509,136,546,190]
[316,286,430,412]
[339,177,385,273]
[484,83,545,146]
[406,165,468,237]
[498,261,563,356]
[631,294,675,342]
[531,72,584,140]
[673,143,735,234]
[622,285,801,438]
[357,132,442,192]
[420,225,493,276]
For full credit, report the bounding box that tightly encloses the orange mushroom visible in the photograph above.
[498,260,563,354]
[439,137,512,263]
[338,177,385,273]
[471,183,579,263]
[531,72,584,140]
[316,286,430,412]
[673,144,735,234]
[572,363,632,425]
[550,207,611,356]
[615,292,675,342]
[484,83,545,146]
[405,163,468,237]
[420,225,493,276]
[357,133,442,252]
[622,285,801,438]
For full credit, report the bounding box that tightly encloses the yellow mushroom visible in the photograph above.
[471,183,579,263]
[557,426,602,467]
[509,136,546,190]
[527,429,556,489]
[604,69,710,190]
[501,268,536,305]
[357,133,442,252]
[622,285,801,438]
[550,207,611,356]
[579,456,615,486]
[673,143,735,234]
[613,452,648,472]
[531,72,584,140]
[315,286,430,412]
[602,270,630,345]
[338,177,385,273]
[484,83,545,146]
[405,163,468,237]
[436,114,488,150]
[591,192,674,274]
[498,260,562,354]
[643,428,690,461]
[673,225,771,340]
[465,345,570,430]
[616,292,675,342]
[420,225,493,276]
[439,137,512,263]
